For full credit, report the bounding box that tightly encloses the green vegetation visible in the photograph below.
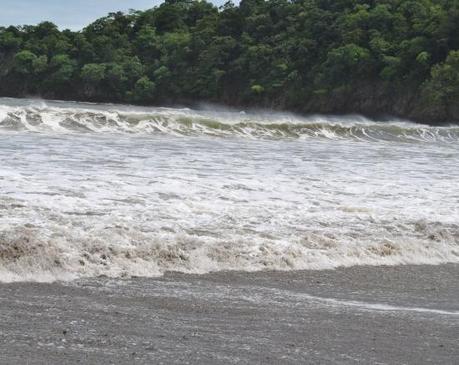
[1,0,459,123]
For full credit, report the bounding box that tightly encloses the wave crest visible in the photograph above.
[0,99,457,142]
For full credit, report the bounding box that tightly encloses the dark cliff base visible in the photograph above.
[1,264,458,364]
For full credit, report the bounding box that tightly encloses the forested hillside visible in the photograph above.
[1,0,459,124]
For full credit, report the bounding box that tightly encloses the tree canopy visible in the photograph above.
[1,0,459,123]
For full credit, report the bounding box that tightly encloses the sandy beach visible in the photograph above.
[1,264,458,364]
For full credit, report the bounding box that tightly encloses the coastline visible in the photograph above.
[1,264,458,364]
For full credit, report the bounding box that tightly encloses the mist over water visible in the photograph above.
[0,98,458,282]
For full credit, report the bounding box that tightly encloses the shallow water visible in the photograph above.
[0,98,458,281]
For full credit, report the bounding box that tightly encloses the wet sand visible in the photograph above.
[0,264,458,364]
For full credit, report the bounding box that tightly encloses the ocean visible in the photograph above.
[0,97,458,282]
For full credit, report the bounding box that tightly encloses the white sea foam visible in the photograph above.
[0,98,458,282]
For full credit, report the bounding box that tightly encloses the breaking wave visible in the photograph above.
[0,98,458,142]
[1,219,458,283]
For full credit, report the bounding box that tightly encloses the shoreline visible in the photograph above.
[1,264,458,364]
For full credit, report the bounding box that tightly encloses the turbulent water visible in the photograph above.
[0,97,458,282]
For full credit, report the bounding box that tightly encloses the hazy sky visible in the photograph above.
[0,0,227,31]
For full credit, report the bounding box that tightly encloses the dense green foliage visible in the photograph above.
[1,0,459,123]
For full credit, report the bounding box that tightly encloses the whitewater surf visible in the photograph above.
[0,97,458,282]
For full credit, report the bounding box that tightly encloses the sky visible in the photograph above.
[0,0,226,31]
